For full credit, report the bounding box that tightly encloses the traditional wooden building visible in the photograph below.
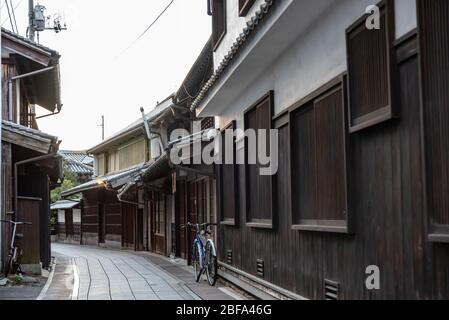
[170,38,218,263]
[61,125,150,248]
[186,0,449,299]
[116,40,218,262]
[51,199,82,244]
[1,28,63,273]
[118,95,191,257]
[61,99,175,251]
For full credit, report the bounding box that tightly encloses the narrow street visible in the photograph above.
[42,244,242,301]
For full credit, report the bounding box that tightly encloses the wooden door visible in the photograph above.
[186,178,217,264]
[98,204,105,244]
[17,197,41,265]
[175,181,188,259]
[122,203,136,249]
[136,208,144,251]
[151,192,166,255]
[187,182,199,265]
[65,209,74,237]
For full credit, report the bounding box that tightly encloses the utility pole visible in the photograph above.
[98,115,105,141]
[28,0,35,41]
[27,0,66,42]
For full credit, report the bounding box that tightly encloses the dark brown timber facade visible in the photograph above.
[192,0,449,299]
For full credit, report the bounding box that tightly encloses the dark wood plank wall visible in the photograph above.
[175,181,188,259]
[121,202,136,248]
[57,223,66,236]
[218,28,449,300]
[17,198,40,265]
[82,190,99,237]
[65,209,74,236]
[418,0,449,241]
[102,190,122,241]
[17,170,51,268]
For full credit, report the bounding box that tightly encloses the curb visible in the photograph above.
[71,258,79,300]
[36,257,57,300]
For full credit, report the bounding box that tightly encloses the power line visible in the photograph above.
[116,0,175,59]
[1,0,24,29]
[4,0,16,33]
[9,0,19,34]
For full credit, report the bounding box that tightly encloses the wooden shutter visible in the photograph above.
[315,87,347,222]
[346,1,396,132]
[212,0,226,50]
[219,121,238,225]
[291,104,316,223]
[244,92,274,227]
[290,79,349,233]
[418,0,449,242]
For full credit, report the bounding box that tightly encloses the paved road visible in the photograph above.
[48,243,240,301]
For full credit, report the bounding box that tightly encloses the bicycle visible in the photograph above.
[181,222,218,286]
[1,220,32,277]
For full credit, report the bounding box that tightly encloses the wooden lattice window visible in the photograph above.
[290,78,350,233]
[218,121,238,225]
[346,1,397,133]
[244,92,274,228]
[155,193,166,236]
[418,0,449,243]
[201,117,215,131]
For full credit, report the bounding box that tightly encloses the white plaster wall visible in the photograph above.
[395,0,417,39]
[217,0,417,141]
[214,0,269,68]
[58,210,65,223]
[150,137,162,159]
[73,209,81,223]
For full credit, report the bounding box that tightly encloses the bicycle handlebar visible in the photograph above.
[180,222,217,229]
[0,220,32,225]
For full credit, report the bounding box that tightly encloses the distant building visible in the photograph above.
[59,150,94,183]
[51,199,81,245]
[61,99,176,249]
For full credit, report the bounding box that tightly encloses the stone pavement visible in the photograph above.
[0,278,46,300]
[47,243,243,300]
[41,254,74,300]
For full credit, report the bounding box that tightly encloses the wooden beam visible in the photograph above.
[1,129,51,154]
[2,37,52,66]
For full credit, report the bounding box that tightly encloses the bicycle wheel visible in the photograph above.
[192,244,202,282]
[4,256,12,277]
[205,242,218,286]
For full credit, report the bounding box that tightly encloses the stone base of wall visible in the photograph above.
[218,262,307,300]
[21,263,42,275]
[82,232,98,246]
[57,234,81,245]
[102,234,121,249]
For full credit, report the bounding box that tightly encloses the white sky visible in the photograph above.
[1,0,211,150]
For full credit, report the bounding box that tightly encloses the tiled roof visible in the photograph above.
[191,0,275,111]
[63,158,94,176]
[175,37,213,105]
[118,154,170,198]
[2,28,62,112]
[59,150,93,166]
[51,199,81,210]
[61,163,151,198]
[1,27,60,57]
[2,120,58,142]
